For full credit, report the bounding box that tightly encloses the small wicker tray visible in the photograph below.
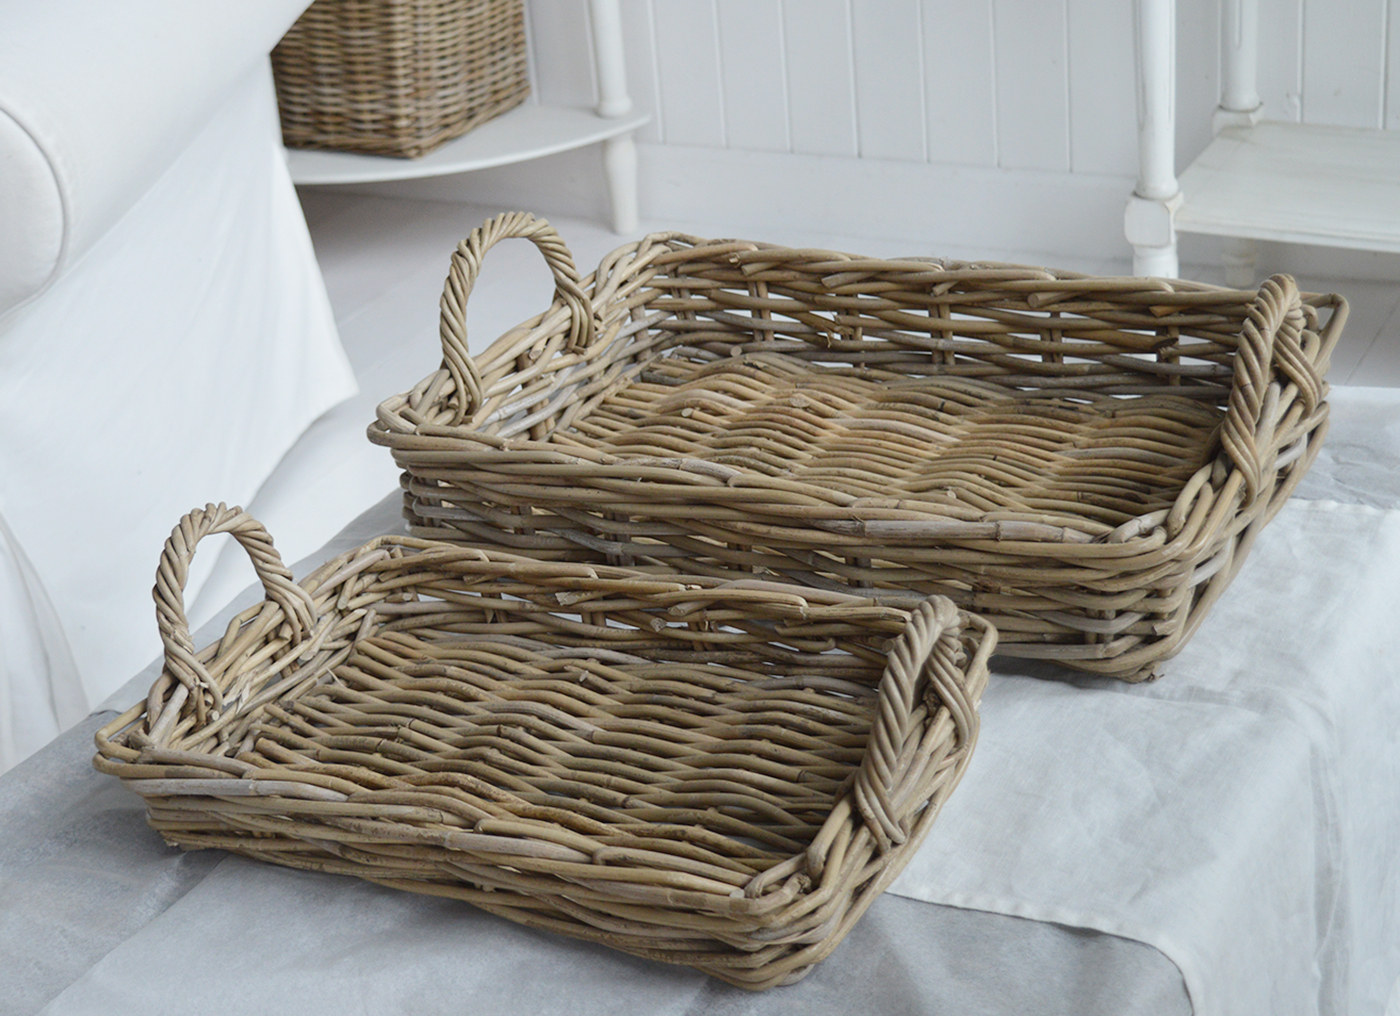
[369,212,1348,681]
[271,0,530,159]
[95,504,995,989]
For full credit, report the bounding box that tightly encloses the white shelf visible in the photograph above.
[287,104,649,186]
[1175,121,1400,253]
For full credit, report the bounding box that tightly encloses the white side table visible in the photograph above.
[1128,0,1400,283]
[286,0,648,234]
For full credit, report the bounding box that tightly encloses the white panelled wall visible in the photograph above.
[357,0,1400,276]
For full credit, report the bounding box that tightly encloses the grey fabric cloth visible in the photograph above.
[7,497,1191,1016]
[2,715,1186,1016]
[14,385,1400,1014]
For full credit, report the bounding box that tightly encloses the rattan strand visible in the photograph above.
[369,212,1348,681]
[95,504,995,990]
[271,0,530,158]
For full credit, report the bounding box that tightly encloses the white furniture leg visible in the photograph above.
[602,134,639,234]
[1222,237,1258,288]
[1128,0,1181,277]
[1216,0,1262,284]
[1215,0,1262,131]
[589,0,639,234]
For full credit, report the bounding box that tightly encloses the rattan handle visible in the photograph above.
[851,596,994,854]
[150,504,317,735]
[1223,274,1320,507]
[440,211,594,425]
[1311,291,1350,363]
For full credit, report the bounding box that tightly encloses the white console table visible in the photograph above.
[1127,0,1400,282]
[287,0,647,234]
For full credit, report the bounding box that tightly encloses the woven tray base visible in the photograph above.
[552,355,1221,530]
[234,627,887,867]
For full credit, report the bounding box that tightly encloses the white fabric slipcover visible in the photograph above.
[0,2,357,771]
[0,0,316,316]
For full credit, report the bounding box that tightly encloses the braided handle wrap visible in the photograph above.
[852,596,991,854]
[148,504,317,739]
[1222,274,1319,507]
[440,211,593,425]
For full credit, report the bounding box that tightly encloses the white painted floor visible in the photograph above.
[187,191,1400,624]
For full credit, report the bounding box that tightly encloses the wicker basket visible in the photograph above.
[94,504,995,989]
[271,0,530,159]
[369,212,1348,682]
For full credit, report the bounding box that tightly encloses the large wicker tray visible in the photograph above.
[95,504,995,990]
[370,213,1348,681]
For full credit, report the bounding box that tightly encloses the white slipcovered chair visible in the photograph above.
[0,0,357,770]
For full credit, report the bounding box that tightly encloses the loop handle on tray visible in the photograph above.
[1223,274,1323,508]
[850,597,995,855]
[150,504,317,738]
[440,211,594,425]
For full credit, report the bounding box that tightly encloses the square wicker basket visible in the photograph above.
[369,213,1348,682]
[271,0,530,158]
[95,505,995,990]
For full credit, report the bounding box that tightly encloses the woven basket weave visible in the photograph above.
[94,504,995,989]
[369,213,1348,682]
[271,0,530,158]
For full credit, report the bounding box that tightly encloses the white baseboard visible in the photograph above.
[635,145,1139,267]
[329,141,1139,268]
[322,141,1400,284]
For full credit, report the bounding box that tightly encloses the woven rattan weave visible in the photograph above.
[95,504,995,989]
[369,213,1348,682]
[271,0,530,158]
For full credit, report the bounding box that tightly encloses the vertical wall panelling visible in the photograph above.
[1173,0,1218,170]
[1256,0,1302,123]
[921,0,998,167]
[991,0,1071,171]
[1302,0,1387,127]
[716,0,791,152]
[619,0,664,143]
[651,1,727,147]
[527,0,598,108]
[1387,0,1400,127]
[781,0,860,156]
[496,0,1400,263]
[851,1,927,161]
[1066,0,1137,175]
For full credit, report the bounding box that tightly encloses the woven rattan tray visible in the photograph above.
[271,0,530,158]
[370,212,1348,682]
[95,504,995,989]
